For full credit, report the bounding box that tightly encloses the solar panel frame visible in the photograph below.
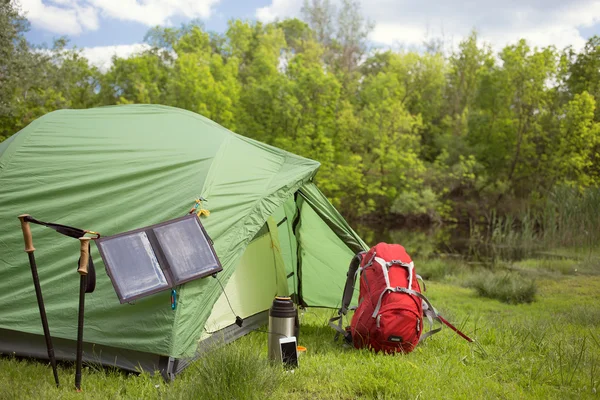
[96,214,222,304]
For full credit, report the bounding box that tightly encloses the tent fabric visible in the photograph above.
[0,104,367,366]
[298,183,368,255]
[0,132,18,159]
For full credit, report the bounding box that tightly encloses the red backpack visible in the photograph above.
[330,242,472,353]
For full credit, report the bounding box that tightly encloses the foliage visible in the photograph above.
[2,0,600,223]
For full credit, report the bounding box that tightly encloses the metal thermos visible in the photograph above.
[268,296,299,361]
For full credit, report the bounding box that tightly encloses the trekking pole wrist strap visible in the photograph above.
[22,215,98,293]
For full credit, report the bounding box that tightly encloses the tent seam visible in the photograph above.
[167,138,232,357]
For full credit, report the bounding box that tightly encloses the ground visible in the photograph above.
[1,255,599,399]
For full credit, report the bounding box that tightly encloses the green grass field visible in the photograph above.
[1,255,599,400]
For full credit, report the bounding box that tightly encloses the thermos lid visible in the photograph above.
[269,296,296,318]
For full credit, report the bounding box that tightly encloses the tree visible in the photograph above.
[567,36,600,120]
[0,0,47,139]
[300,0,335,47]
[301,0,373,74]
[469,40,557,202]
[334,0,374,73]
[100,52,169,105]
[233,22,289,143]
[553,92,600,187]
[167,27,240,129]
[356,54,426,214]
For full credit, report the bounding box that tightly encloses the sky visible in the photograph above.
[18,0,600,70]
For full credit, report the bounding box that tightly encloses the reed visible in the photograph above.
[470,186,600,258]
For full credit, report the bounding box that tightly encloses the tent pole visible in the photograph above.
[18,215,60,387]
[75,237,90,391]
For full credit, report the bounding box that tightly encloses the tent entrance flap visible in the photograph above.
[202,216,289,336]
[294,188,365,309]
[272,197,299,299]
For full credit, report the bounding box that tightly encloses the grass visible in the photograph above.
[1,255,599,399]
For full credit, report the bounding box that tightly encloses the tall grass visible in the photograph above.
[542,185,600,248]
[164,339,284,400]
[470,186,600,259]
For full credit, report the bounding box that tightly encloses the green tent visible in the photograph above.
[0,105,367,378]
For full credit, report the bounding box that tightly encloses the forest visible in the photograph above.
[2,0,600,225]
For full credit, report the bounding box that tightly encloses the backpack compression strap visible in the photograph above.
[23,216,99,294]
[329,251,365,342]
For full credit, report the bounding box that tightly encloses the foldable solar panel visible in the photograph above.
[96,214,222,303]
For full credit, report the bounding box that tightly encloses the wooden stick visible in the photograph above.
[77,238,90,276]
[18,214,35,253]
[17,214,59,387]
[75,237,91,391]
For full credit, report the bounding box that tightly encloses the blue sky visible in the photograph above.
[18,0,600,70]
[24,0,265,48]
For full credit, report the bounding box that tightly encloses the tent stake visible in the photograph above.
[18,215,60,387]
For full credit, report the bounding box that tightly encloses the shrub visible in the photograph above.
[465,271,537,304]
[391,187,443,223]
[417,258,463,281]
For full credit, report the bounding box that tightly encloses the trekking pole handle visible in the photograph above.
[77,237,91,276]
[18,214,35,253]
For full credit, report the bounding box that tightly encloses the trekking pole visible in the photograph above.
[75,237,90,392]
[18,214,60,387]
[438,315,473,343]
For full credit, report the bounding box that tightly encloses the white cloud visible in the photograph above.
[256,0,300,23]
[81,43,150,71]
[255,0,600,52]
[20,0,99,35]
[88,0,218,27]
[255,6,277,23]
[370,24,427,47]
[19,0,221,36]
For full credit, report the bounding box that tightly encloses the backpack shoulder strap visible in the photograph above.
[329,251,365,342]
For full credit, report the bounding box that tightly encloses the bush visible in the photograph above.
[465,271,537,304]
[391,187,443,223]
